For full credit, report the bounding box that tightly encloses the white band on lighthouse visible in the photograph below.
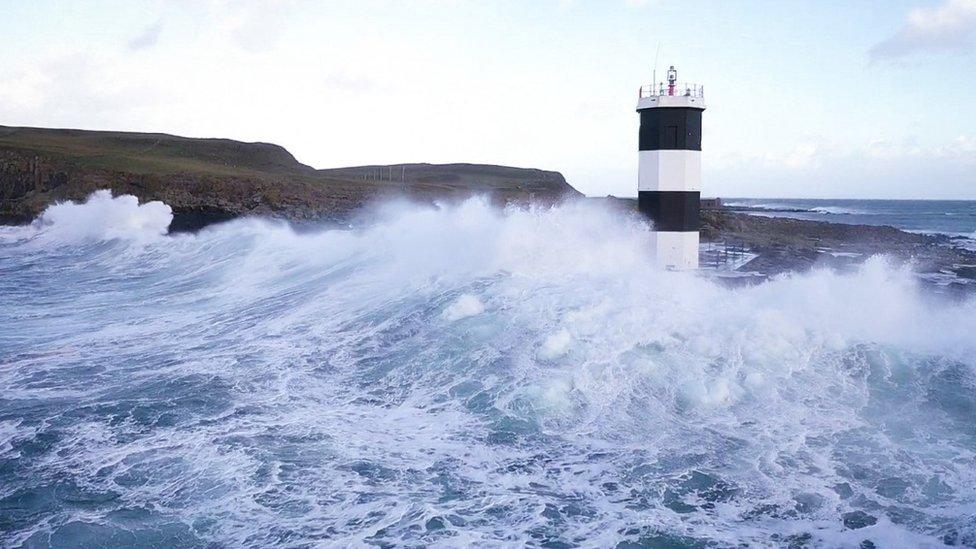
[638,150,701,192]
[649,232,700,271]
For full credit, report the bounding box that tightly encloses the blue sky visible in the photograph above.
[1,0,974,198]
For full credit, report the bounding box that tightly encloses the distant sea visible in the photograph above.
[724,198,976,250]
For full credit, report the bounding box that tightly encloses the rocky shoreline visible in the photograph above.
[598,197,976,295]
[703,209,976,291]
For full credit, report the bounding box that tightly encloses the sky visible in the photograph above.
[1,0,974,199]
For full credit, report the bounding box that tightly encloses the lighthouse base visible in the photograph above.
[650,231,699,270]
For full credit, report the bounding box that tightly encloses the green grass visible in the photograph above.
[0,125,312,179]
[0,125,579,197]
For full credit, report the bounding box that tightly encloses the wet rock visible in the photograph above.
[843,510,878,529]
[955,266,976,280]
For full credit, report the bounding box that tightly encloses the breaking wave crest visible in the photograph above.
[1,192,975,547]
[30,190,173,243]
[724,202,870,216]
[808,206,869,215]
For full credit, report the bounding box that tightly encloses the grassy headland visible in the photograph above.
[0,125,580,230]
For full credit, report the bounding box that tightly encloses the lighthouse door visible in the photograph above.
[665,125,678,148]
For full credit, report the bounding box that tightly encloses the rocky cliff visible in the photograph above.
[0,126,581,230]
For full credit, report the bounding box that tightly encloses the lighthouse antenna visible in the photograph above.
[652,43,661,95]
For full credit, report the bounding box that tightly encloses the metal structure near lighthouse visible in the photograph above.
[637,65,705,269]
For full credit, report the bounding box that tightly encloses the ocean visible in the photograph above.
[724,198,976,250]
[2,191,975,547]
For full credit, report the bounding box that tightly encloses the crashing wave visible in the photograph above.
[21,190,174,243]
[0,192,974,547]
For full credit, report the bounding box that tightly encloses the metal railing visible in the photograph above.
[699,240,750,270]
[639,83,704,99]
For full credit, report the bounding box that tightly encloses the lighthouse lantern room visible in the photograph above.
[637,65,705,269]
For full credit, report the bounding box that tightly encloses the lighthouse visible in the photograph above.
[637,65,705,269]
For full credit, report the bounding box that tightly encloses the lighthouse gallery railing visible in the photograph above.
[638,83,704,99]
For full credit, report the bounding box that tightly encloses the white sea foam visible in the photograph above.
[724,201,795,210]
[443,294,485,321]
[809,206,868,215]
[538,328,572,359]
[726,202,869,215]
[1,192,975,547]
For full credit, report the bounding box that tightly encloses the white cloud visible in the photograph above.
[718,134,976,170]
[209,0,298,52]
[322,72,380,94]
[558,0,656,8]
[779,143,821,170]
[708,135,976,199]
[128,21,164,51]
[870,0,976,61]
[863,134,976,159]
[932,134,976,156]
[0,50,163,129]
[713,139,827,171]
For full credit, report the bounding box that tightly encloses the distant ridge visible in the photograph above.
[0,126,581,230]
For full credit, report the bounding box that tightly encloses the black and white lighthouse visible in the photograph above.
[637,66,704,269]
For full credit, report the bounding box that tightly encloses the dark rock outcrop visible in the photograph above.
[699,209,975,278]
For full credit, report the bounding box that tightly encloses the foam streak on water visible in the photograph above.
[1,192,975,547]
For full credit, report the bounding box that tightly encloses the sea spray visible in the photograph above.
[443,294,486,321]
[1,191,974,547]
[31,190,174,242]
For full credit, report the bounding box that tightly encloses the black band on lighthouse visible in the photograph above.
[638,108,702,151]
[638,191,700,232]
